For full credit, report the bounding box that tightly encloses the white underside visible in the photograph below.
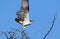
[19,20,30,26]
[23,20,30,25]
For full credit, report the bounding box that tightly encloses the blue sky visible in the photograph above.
[0,0,60,39]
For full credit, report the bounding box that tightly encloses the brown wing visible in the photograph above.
[21,0,29,11]
[15,0,29,22]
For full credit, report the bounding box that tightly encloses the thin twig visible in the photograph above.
[21,25,30,39]
[43,13,57,39]
[0,31,9,39]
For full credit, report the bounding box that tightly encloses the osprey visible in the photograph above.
[15,0,33,27]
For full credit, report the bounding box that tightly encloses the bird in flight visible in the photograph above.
[15,0,33,27]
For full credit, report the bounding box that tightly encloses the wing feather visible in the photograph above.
[16,0,29,21]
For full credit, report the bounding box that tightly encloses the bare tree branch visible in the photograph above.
[7,28,21,39]
[0,31,9,39]
[20,29,30,39]
[0,30,18,39]
[43,13,57,39]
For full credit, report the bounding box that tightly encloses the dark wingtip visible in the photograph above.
[30,20,33,22]
[15,18,20,23]
[15,18,23,25]
[24,24,31,27]
[27,7,29,11]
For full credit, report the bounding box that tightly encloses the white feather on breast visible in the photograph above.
[23,20,30,25]
[23,12,30,25]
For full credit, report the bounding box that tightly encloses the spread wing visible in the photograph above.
[21,0,29,11]
[16,0,29,21]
